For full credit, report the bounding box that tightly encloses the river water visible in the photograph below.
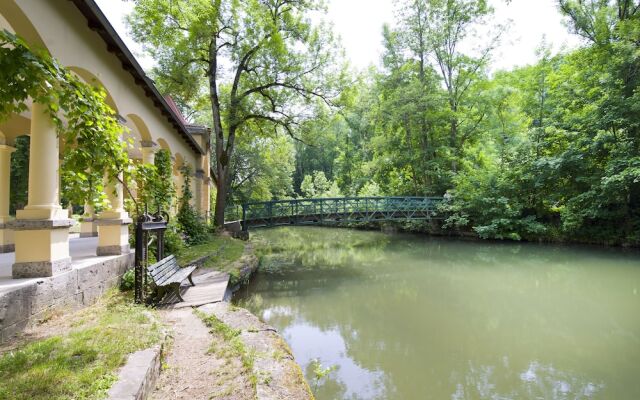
[234,227,640,400]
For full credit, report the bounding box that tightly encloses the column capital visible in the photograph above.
[140,140,157,149]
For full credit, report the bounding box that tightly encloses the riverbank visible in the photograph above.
[292,220,640,248]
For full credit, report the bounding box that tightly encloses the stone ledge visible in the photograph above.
[107,340,166,400]
[198,302,314,400]
[0,244,14,253]
[8,219,75,231]
[0,253,134,343]
[79,232,99,238]
[95,218,133,226]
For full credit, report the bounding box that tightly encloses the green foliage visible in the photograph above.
[128,149,176,217]
[153,149,176,210]
[0,30,130,210]
[176,164,208,245]
[9,135,29,214]
[310,358,337,394]
[230,135,295,203]
[127,0,639,245]
[120,269,135,291]
[0,291,162,400]
[128,0,345,225]
[164,222,186,256]
[300,171,343,198]
[177,234,245,284]
[358,181,383,197]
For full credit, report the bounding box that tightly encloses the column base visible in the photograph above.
[12,257,72,278]
[9,218,73,279]
[97,245,130,256]
[80,218,98,238]
[0,221,14,253]
[0,244,14,253]
[96,218,132,257]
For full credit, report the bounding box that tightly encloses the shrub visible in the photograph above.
[177,164,209,245]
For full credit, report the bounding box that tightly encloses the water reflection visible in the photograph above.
[450,360,605,400]
[236,227,640,400]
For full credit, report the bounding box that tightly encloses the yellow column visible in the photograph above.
[0,144,16,253]
[19,103,66,220]
[79,203,98,238]
[140,141,156,165]
[12,103,73,278]
[96,172,131,256]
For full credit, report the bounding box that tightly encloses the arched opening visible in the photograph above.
[157,138,172,154]
[9,135,30,215]
[68,67,119,114]
[0,115,30,146]
[0,1,47,50]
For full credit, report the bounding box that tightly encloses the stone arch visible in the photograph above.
[126,114,153,143]
[68,66,119,114]
[0,1,47,50]
[157,138,171,154]
[0,114,30,146]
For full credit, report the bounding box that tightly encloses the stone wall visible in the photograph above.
[0,253,133,343]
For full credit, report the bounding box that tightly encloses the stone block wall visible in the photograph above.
[0,253,133,343]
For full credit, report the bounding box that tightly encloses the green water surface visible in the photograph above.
[234,227,640,400]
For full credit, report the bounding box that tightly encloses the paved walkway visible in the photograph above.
[151,307,255,400]
[159,270,230,309]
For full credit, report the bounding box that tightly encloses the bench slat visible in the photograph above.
[152,261,180,281]
[149,255,176,275]
[149,256,178,279]
[156,265,196,286]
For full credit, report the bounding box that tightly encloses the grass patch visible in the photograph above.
[0,290,163,400]
[194,310,257,391]
[178,234,245,273]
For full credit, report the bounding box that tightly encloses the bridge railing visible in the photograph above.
[236,196,443,229]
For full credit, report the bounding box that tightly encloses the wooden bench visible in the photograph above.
[148,255,197,302]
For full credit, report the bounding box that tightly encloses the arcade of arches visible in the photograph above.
[0,0,212,279]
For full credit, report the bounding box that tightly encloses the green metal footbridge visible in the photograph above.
[232,197,444,231]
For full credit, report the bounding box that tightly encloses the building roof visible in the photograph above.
[68,0,205,155]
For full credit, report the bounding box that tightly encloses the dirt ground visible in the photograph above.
[151,308,255,400]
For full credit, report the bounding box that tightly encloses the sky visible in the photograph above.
[96,0,583,73]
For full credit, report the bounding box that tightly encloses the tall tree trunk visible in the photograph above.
[214,166,226,226]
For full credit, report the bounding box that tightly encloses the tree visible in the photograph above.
[396,0,501,171]
[230,134,295,203]
[128,0,343,225]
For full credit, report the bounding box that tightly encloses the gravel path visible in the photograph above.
[151,308,255,400]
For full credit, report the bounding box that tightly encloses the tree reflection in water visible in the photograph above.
[236,227,640,400]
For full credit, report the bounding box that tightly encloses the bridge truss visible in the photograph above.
[237,197,443,230]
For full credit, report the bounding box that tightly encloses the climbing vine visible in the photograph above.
[177,163,208,245]
[0,29,129,210]
[153,149,175,211]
